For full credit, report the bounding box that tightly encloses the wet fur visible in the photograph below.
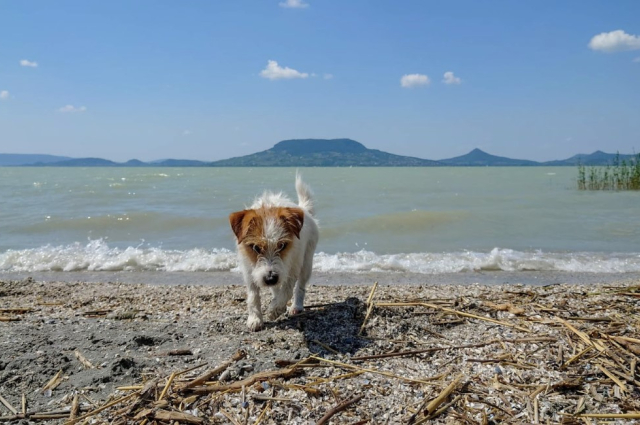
[229,174,319,331]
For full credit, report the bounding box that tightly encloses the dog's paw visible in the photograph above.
[265,307,286,321]
[247,316,264,332]
[288,305,304,316]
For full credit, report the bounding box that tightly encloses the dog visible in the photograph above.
[229,173,319,331]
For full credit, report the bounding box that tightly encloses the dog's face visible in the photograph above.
[229,207,304,287]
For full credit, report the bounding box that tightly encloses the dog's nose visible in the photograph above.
[264,271,279,286]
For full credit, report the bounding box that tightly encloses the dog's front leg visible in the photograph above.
[265,280,294,321]
[245,280,263,331]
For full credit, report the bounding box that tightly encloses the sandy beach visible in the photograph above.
[1,276,639,424]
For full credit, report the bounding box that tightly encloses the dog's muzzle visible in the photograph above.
[263,271,279,286]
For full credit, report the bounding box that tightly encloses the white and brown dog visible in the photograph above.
[229,173,319,331]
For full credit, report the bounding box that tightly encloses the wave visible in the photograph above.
[1,240,639,273]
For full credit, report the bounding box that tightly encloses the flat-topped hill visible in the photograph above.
[210,138,441,167]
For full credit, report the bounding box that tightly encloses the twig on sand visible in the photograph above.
[42,370,63,392]
[74,349,95,369]
[189,368,300,394]
[316,394,364,425]
[0,316,20,322]
[376,302,532,333]
[0,394,17,415]
[425,375,464,416]
[359,281,378,335]
[575,412,640,419]
[556,318,606,352]
[181,350,246,390]
[69,394,79,420]
[63,392,138,425]
[310,356,442,385]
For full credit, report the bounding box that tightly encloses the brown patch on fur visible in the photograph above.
[229,209,263,244]
[277,207,304,239]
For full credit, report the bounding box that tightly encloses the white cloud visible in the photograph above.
[442,71,462,85]
[588,30,640,52]
[260,60,309,80]
[400,74,430,88]
[20,59,38,67]
[279,0,309,8]
[183,130,192,136]
[0,90,9,100]
[633,57,640,63]
[58,105,87,113]
[323,73,334,80]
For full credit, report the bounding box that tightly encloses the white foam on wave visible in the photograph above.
[313,248,640,273]
[1,241,639,274]
[0,240,237,272]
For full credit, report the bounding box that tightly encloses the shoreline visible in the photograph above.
[1,276,639,423]
[3,270,640,287]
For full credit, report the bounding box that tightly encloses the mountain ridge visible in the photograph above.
[1,140,636,167]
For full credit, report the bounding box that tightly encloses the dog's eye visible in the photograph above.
[277,242,288,252]
[251,244,262,255]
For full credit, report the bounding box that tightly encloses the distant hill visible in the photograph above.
[210,138,442,167]
[38,157,120,167]
[439,148,540,166]
[543,151,637,166]
[154,159,208,167]
[2,141,637,167]
[0,153,72,166]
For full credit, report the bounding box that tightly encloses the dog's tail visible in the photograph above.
[295,171,314,216]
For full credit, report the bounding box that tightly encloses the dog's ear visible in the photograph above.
[229,210,258,243]
[279,207,305,239]
[229,210,247,242]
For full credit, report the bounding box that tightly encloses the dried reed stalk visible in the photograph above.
[316,394,364,425]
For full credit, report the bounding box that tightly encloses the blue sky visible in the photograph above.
[1,0,639,162]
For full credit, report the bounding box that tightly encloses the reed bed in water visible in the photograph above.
[0,279,639,424]
[578,153,640,191]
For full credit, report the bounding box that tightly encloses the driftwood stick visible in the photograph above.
[426,375,464,415]
[190,368,300,394]
[316,394,364,425]
[153,409,204,424]
[181,350,246,390]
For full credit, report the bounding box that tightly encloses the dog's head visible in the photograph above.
[229,207,304,287]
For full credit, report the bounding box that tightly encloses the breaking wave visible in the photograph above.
[1,240,640,274]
